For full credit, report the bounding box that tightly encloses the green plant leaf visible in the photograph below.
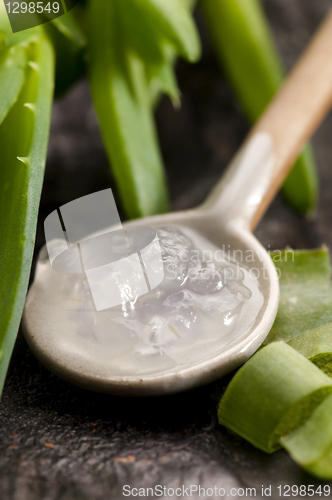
[200,0,283,118]
[147,49,180,106]
[135,0,201,62]
[281,394,332,480]
[0,45,27,125]
[280,144,318,216]
[0,1,41,48]
[87,0,201,218]
[288,323,332,377]
[47,10,86,48]
[41,7,87,96]
[44,16,85,96]
[115,0,165,67]
[200,0,318,214]
[264,247,332,345]
[218,342,332,454]
[0,34,54,395]
[218,247,332,478]
[87,0,169,218]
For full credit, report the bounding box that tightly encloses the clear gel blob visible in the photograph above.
[25,226,264,377]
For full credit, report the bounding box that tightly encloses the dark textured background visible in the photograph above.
[2,0,332,498]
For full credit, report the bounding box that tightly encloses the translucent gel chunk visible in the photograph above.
[26,226,264,377]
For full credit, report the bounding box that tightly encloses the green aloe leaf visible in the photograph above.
[218,342,332,454]
[281,394,332,480]
[147,47,180,106]
[0,45,27,125]
[200,0,283,117]
[44,16,85,96]
[288,323,332,377]
[218,247,332,478]
[281,144,318,216]
[136,0,201,62]
[48,10,86,48]
[87,0,201,218]
[0,34,54,395]
[116,0,165,67]
[200,0,318,214]
[0,1,41,48]
[87,0,170,218]
[264,247,332,345]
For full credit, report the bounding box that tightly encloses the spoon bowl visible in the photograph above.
[23,196,279,396]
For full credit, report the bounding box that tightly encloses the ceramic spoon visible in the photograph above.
[23,10,332,396]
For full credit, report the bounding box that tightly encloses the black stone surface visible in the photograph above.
[2,1,332,498]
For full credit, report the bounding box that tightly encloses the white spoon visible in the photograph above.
[23,10,332,396]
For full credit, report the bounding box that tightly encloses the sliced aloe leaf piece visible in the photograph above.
[264,247,332,345]
[281,394,332,480]
[87,0,169,218]
[0,45,27,125]
[218,342,332,453]
[0,35,54,395]
[288,323,332,377]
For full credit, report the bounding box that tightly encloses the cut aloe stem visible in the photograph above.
[218,342,332,453]
[218,249,332,478]
[200,0,318,214]
[281,394,332,480]
[288,323,332,377]
[0,35,54,395]
[264,247,332,345]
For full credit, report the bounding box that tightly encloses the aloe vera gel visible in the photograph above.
[24,226,263,377]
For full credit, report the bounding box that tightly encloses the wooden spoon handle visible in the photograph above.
[204,9,332,230]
